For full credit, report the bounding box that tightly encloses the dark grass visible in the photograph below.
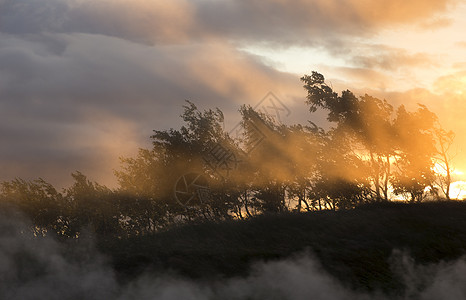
[97,201,466,293]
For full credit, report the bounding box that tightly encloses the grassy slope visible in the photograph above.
[98,201,466,292]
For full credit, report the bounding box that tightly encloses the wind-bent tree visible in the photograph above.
[391,105,437,202]
[301,71,449,203]
[238,106,289,213]
[355,95,395,201]
[0,178,64,236]
[64,171,118,237]
[0,71,455,238]
[116,101,237,222]
[301,72,393,202]
[282,124,323,211]
[308,128,371,210]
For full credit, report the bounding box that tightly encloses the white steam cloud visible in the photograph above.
[1,215,466,300]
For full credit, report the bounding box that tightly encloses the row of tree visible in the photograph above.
[0,72,455,238]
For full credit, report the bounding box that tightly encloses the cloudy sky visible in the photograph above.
[1,0,466,188]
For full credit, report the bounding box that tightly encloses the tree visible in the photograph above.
[238,106,289,213]
[302,71,448,203]
[0,178,64,236]
[354,95,395,201]
[282,124,323,212]
[64,172,118,237]
[301,71,359,124]
[308,128,371,210]
[391,105,437,202]
[433,125,455,200]
[301,72,394,202]
[114,72,453,220]
[116,101,238,223]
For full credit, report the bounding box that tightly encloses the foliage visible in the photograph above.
[0,72,455,237]
[0,178,63,236]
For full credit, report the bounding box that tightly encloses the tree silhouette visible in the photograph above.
[301,71,452,203]
[64,171,118,237]
[0,71,456,238]
[433,125,455,200]
[116,101,238,223]
[391,105,438,202]
[0,178,63,236]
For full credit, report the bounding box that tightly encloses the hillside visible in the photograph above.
[97,201,466,294]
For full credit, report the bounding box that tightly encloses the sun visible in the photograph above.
[432,163,466,200]
[449,181,466,200]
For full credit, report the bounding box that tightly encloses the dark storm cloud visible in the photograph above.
[0,0,459,187]
[196,0,455,44]
[0,32,297,123]
[0,0,195,43]
[1,0,457,45]
[0,30,300,187]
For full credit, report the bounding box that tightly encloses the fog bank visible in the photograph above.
[1,216,465,300]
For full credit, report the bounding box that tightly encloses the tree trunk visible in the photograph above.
[383,154,391,201]
[370,151,381,200]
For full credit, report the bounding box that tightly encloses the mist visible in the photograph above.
[1,213,465,300]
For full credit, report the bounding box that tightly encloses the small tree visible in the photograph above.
[301,72,393,202]
[433,125,455,200]
[391,105,437,202]
[0,178,64,236]
[64,172,118,237]
[116,101,238,224]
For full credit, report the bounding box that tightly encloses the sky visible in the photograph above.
[1,0,466,189]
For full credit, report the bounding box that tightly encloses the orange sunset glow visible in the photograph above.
[1,0,466,191]
[3,1,466,299]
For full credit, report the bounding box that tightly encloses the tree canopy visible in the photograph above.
[0,72,456,237]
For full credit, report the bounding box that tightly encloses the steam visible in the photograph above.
[0,214,117,300]
[1,215,466,300]
[390,249,466,299]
